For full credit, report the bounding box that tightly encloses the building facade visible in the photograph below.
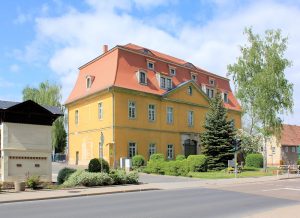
[267,124,300,166]
[66,43,242,166]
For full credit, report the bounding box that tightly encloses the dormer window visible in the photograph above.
[191,73,197,82]
[223,92,229,103]
[209,78,216,86]
[169,66,176,76]
[206,88,214,98]
[138,71,147,85]
[86,75,94,88]
[147,60,155,70]
[160,75,172,90]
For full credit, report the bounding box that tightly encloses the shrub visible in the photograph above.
[26,175,40,189]
[143,161,164,174]
[132,155,146,168]
[109,169,127,185]
[126,171,139,184]
[57,167,76,185]
[163,161,179,176]
[88,158,109,173]
[149,153,165,162]
[0,182,2,191]
[187,155,208,172]
[297,159,300,165]
[176,159,189,176]
[245,153,263,168]
[176,155,186,161]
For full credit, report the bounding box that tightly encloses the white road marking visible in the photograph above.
[261,187,300,192]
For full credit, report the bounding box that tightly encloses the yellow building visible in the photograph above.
[65,43,242,166]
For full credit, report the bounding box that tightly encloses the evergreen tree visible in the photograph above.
[201,92,236,171]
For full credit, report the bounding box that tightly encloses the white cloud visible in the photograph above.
[20,0,300,125]
[9,64,20,73]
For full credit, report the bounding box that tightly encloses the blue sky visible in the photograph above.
[1,0,300,125]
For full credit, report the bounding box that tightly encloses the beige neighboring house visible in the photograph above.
[0,100,62,182]
[267,124,300,166]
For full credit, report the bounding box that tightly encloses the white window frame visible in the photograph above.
[206,88,214,98]
[147,60,155,70]
[167,144,174,160]
[209,78,216,86]
[98,102,103,120]
[285,147,289,152]
[166,78,172,90]
[160,76,166,89]
[128,101,136,119]
[191,73,197,82]
[188,111,194,127]
[86,76,92,88]
[75,110,79,125]
[160,75,172,90]
[167,106,173,124]
[148,104,156,121]
[187,86,192,95]
[292,147,296,153]
[138,71,147,85]
[128,142,137,158]
[149,143,156,158]
[169,66,176,76]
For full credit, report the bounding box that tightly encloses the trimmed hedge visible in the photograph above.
[187,155,208,172]
[88,158,109,173]
[132,155,146,168]
[63,169,139,187]
[245,153,263,168]
[150,153,165,162]
[176,155,186,161]
[57,167,76,185]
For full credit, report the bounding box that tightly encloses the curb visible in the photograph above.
[0,188,160,204]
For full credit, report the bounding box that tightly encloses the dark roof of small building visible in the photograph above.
[281,124,300,146]
[0,100,63,115]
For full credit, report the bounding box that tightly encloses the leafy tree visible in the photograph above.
[201,92,236,171]
[228,27,293,170]
[23,81,66,153]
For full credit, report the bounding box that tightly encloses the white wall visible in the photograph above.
[1,122,52,182]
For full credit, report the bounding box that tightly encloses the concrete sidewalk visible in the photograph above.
[1,174,299,204]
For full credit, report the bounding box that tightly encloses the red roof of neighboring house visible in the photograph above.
[281,124,300,146]
[65,43,241,111]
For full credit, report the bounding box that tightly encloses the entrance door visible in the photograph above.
[184,139,197,157]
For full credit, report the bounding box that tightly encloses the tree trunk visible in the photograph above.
[263,135,267,172]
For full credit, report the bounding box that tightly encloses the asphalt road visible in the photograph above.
[0,187,297,218]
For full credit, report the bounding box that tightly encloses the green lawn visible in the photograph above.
[187,168,274,179]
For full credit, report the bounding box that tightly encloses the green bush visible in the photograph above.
[176,155,186,161]
[297,159,300,165]
[187,155,208,172]
[176,159,189,176]
[163,161,179,176]
[0,182,2,191]
[109,169,127,185]
[88,158,109,173]
[126,171,139,184]
[143,161,165,174]
[57,167,76,185]
[26,175,40,189]
[149,153,165,162]
[245,153,263,168]
[132,155,146,168]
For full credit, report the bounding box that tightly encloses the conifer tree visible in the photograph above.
[201,92,236,171]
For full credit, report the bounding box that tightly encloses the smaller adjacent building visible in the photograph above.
[0,100,62,182]
[267,124,300,166]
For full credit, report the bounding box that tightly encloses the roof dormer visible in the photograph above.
[86,75,95,89]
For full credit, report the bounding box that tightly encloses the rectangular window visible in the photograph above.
[147,61,154,70]
[206,88,214,98]
[139,71,147,84]
[149,144,156,157]
[224,92,228,103]
[166,78,172,89]
[209,78,215,86]
[169,68,176,76]
[271,147,276,154]
[187,86,192,95]
[98,102,103,120]
[285,147,289,152]
[75,110,79,125]
[167,144,174,160]
[160,77,166,89]
[188,111,194,126]
[128,101,136,119]
[167,107,173,124]
[128,142,137,158]
[86,77,92,88]
[292,147,296,153]
[191,74,197,81]
[148,104,156,121]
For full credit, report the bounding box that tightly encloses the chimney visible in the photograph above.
[103,44,108,54]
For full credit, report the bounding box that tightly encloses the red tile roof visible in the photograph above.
[65,43,241,111]
[281,124,300,146]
